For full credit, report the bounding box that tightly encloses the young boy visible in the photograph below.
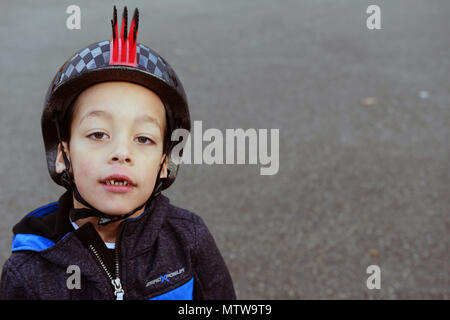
[0,7,236,300]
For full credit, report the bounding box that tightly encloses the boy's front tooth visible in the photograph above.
[107,179,131,186]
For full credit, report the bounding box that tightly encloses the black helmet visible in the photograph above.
[41,6,190,224]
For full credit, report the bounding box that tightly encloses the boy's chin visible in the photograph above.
[97,204,142,216]
[73,191,149,217]
[80,198,145,216]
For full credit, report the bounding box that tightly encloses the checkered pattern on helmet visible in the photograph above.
[58,41,110,84]
[136,44,175,87]
[56,41,180,92]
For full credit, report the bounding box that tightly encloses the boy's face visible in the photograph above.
[55,81,168,216]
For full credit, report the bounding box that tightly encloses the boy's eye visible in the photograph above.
[135,136,154,144]
[88,132,108,140]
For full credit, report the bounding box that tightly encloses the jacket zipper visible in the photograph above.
[89,244,124,300]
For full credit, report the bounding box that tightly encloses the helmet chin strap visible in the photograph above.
[55,117,166,226]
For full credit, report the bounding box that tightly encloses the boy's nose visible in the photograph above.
[109,146,133,165]
[111,154,132,164]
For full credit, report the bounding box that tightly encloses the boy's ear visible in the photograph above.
[55,142,70,174]
[159,153,168,179]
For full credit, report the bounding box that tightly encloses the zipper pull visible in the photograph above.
[112,278,125,300]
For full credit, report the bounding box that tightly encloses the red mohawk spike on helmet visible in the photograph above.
[129,8,139,44]
[121,6,128,41]
[110,6,138,67]
[120,7,128,63]
[110,6,119,63]
[128,8,139,64]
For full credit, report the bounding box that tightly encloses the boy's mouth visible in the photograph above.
[100,174,136,193]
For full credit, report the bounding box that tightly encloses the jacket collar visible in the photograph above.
[11,191,170,255]
[12,191,74,251]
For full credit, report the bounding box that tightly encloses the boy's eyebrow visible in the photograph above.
[78,109,162,131]
[135,114,162,130]
[78,109,111,126]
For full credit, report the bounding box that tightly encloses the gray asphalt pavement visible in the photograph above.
[0,0,449,299]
